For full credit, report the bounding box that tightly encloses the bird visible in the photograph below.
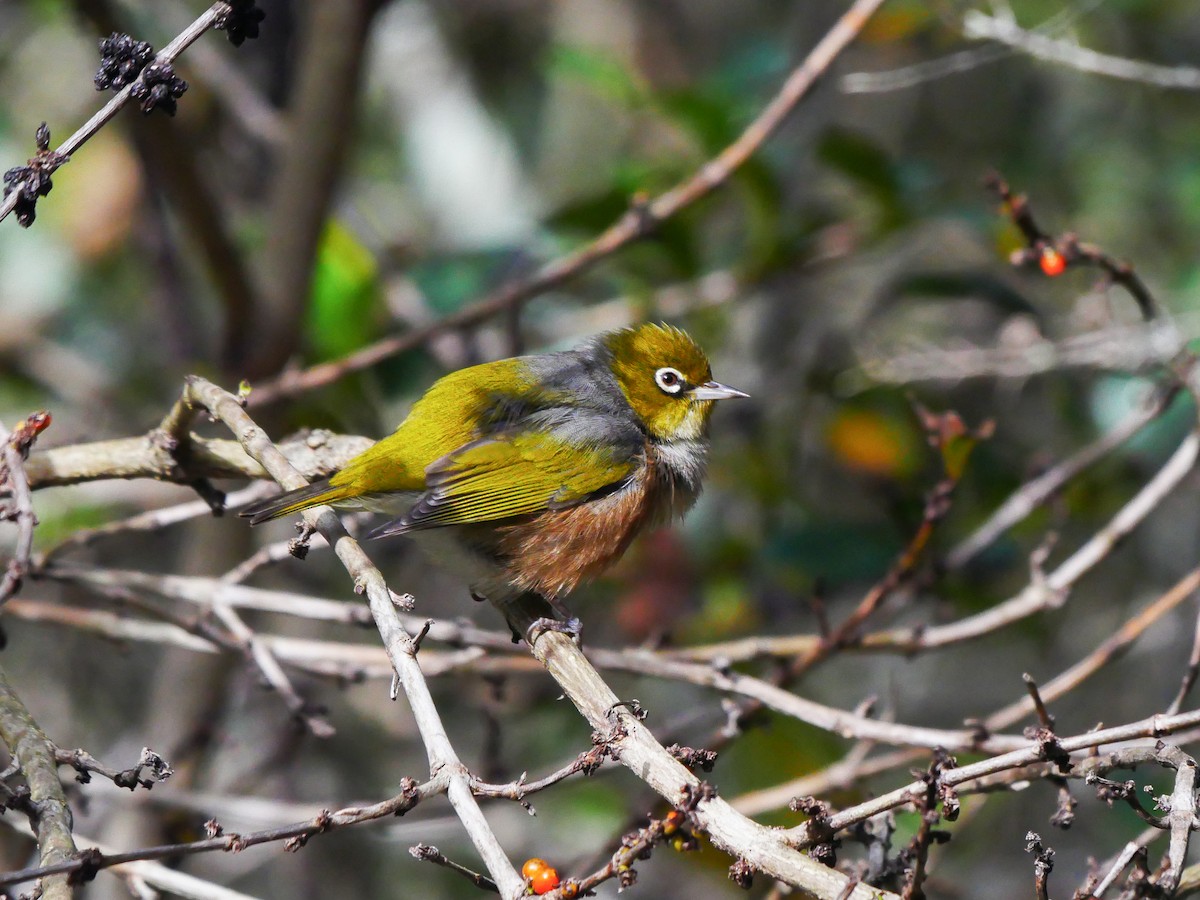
[240,323,748,638]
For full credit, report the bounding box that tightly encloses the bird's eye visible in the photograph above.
[654,367,685,394]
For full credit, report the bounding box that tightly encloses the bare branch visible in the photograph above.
[172,376,525,897]
[0,664,78,900]
[24,429,372,489]
[507,620,888,898]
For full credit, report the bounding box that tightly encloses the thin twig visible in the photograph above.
[965,10,1200,90]
[944,385,1175,570]
[1022,674,1055,730]
[986,171,1160,321]
[54,746,173,791]
[1024,833,1054,900]
[793,407,986,674]
[841,45,1012,93]
[861,318,1187,384]
[410,844,499,893]
[1169,592,1200,715]
[785,708,1200,847]
[1,816,264,900]
[247,0,889,406]
[987,567,1200,730]
[0,416,44,606]
[1091,839,1144,897]
[0,783,430,889]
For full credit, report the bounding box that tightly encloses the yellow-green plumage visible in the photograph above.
[407,432,633,528]
[332,358,533,496]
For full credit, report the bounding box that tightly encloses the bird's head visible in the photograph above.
[602,323,748,441]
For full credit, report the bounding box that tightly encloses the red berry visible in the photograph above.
[1039,247,1066,277]
[522,858,548,880]
[28,411,51,434]
[530,867,560,895]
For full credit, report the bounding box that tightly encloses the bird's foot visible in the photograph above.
[525,616,583,647]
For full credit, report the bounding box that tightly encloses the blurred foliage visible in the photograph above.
[306,221,383,360]
[2,1,1200,898]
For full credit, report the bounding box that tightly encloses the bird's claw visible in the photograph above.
[525,616,583,646]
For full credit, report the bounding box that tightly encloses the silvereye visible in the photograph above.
[241,323,747,635]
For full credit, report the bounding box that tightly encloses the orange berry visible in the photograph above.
[663,810,685,835]
[1039,247,1066,277]
[530,866,560,895]
[522,858,548,880]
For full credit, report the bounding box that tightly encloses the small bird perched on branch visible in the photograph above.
[240,323,747,638]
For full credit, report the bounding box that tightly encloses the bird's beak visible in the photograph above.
[689,380,750,401]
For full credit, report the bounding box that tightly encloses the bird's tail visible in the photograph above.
[239,479,355,525]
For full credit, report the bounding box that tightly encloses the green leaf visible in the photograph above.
[545,45,646,108]
[306,221,382,361]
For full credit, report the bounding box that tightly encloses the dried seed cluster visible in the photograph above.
[94,32,155,91]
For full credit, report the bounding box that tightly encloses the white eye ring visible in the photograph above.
[655,367,685,394]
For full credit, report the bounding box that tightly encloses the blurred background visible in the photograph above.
[4,1,1200,897]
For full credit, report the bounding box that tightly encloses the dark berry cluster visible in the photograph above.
[94,32,155,92]
[130,62,189,116]
[215,0,266,47]
[3,124,64,228]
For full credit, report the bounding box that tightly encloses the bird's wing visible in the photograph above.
[368,428,638,538]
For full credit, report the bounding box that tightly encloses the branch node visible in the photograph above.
[68,847,104,885]
[665,743,719,773]
[728,857,755,890]
[1025,725,1073,773]
[1023,672,1056,729]
[411,619,433,654]
[2,124,67,227]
